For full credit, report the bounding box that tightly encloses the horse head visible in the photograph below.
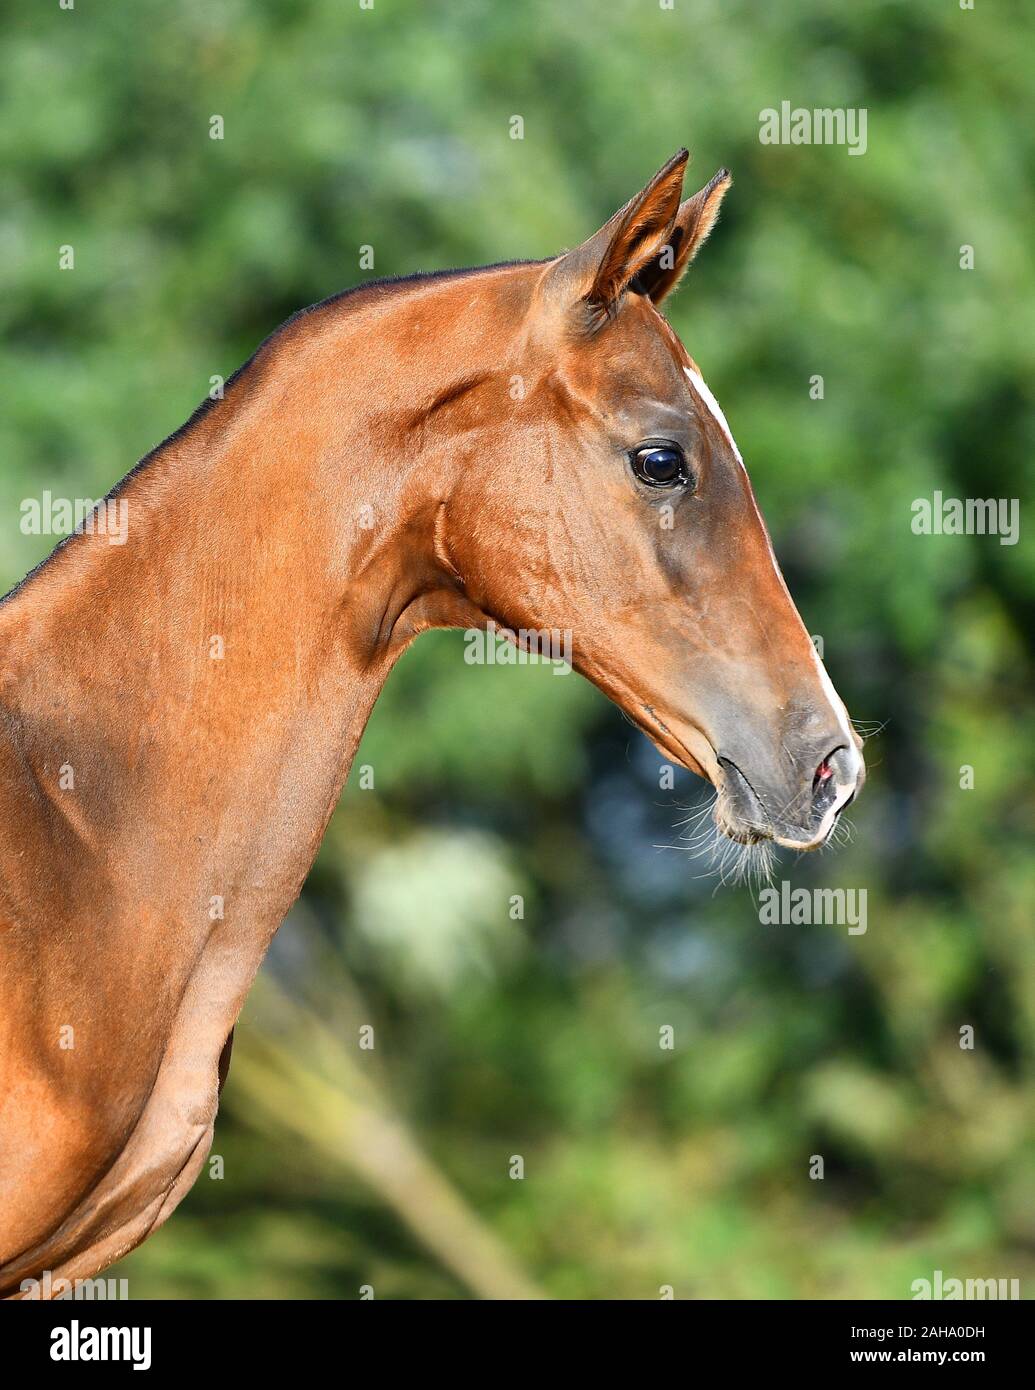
[436,150,864,853]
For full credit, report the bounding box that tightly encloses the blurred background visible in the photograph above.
[2,0,1033,1298]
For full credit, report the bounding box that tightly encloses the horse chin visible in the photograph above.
[713,796,841,853]
[713,795,767,846]
[716,816,767,847]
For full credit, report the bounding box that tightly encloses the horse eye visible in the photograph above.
[630,442,688,488]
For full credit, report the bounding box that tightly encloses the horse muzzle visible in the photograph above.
[715,740,864,851]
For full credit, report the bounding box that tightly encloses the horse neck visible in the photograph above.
[0,272,521,949]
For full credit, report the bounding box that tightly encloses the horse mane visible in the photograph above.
[2,260,541,606]
[151,260,541,462]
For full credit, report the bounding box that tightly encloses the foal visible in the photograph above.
[0,150,862,1294]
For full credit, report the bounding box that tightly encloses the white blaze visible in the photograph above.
[682,364,862,806]
[683,365,745,470]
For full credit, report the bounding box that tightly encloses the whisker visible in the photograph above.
[667,788,854,892]
[851,717,887,743]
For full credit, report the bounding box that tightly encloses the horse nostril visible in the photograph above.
[812,745,853,800]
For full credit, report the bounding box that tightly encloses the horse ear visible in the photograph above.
[636,168,732,306]
[553,150,689,322]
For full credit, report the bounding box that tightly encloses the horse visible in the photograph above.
[0,149,863,1296]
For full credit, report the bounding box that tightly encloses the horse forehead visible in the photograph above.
[556,312,680,412]
[610,306,747,470]
[593,301,689,399]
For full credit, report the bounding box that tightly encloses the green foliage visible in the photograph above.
[4,0,1034,1298]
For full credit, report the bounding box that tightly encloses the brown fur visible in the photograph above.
[0,153,862,1295]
